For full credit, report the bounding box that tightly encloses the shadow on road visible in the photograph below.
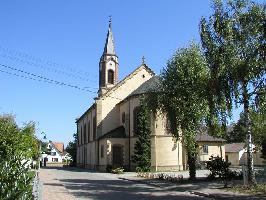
[42,166,265,200]
[51,178,205,200]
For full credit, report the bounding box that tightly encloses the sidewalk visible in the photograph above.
[39,168,75,200]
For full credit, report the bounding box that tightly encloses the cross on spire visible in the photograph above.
[109,15,112,27]
[142,56,146,64]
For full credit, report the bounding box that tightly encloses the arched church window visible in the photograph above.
[122,112,125,124]
[108,69,114,84]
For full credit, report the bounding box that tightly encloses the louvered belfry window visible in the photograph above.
[108,69,114,84]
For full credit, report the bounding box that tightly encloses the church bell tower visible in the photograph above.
[98,19,119,96]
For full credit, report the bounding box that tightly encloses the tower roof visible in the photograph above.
[103,20,116,55]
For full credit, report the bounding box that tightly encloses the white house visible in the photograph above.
[42,141,64,163]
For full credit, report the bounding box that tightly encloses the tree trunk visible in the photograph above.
[243,83,256,185]
[187,149,196,180]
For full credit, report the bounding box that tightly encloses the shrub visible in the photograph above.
[158,173,164,180]
[111,167,124,174]
[0,115,38,199]
[206,156,232,187]
[227,170,243,180]
[206,156,230,179]
[0,155,34,200]
[136,166,150,173]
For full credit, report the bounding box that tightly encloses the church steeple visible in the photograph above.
[103,19,116,55]
[98,18,119,96]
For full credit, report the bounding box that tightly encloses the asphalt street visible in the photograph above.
[40,167,209,200]
[40,166,265,200]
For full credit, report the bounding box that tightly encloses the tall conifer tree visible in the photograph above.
[133,97,151,172]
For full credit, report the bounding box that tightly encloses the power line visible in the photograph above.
[0,69,52,84]
[0,63,97,93]
[0,63,123,100]
[0,46,125,100]
[0,53,98,85]
[0,45,97,77]
[0,45,98,81]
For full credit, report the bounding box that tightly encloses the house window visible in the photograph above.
[122,112,125,124]
[84,124,87,144]
[52,158,58,162]
[93,116,96,140]
[108,69,114,84]
[133,106,141,135]
[51,152,56,156]
[88,121,90,142]
[101,145,104,158]
[203,145,208,154]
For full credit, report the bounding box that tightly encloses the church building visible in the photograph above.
[76,21,225,171]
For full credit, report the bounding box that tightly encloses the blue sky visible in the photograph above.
[0,0,245,146]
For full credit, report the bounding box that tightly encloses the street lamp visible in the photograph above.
[41,131,47,140]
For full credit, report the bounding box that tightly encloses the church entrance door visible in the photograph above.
[112,145,123,168]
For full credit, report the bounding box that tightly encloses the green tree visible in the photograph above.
[150,44,209,179]
[0,115,39,160]
[133,97,151,172]
[251,90,266,150]
[227,113,248,143]
[200,0,265,185]
[0,115,38,199]
[261,139,266,159]
[65,133,77,166]
[227,109,266,147]
[227,91,266,158]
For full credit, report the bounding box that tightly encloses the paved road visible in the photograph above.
[39,167,208,200]
[39,167,265,200]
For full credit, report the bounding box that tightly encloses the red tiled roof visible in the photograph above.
[225,143,245,153]
[51,142,64,153]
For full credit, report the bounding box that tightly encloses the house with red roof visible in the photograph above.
[42,141,65,163]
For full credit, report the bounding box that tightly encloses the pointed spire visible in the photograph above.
[103,16,116,55]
